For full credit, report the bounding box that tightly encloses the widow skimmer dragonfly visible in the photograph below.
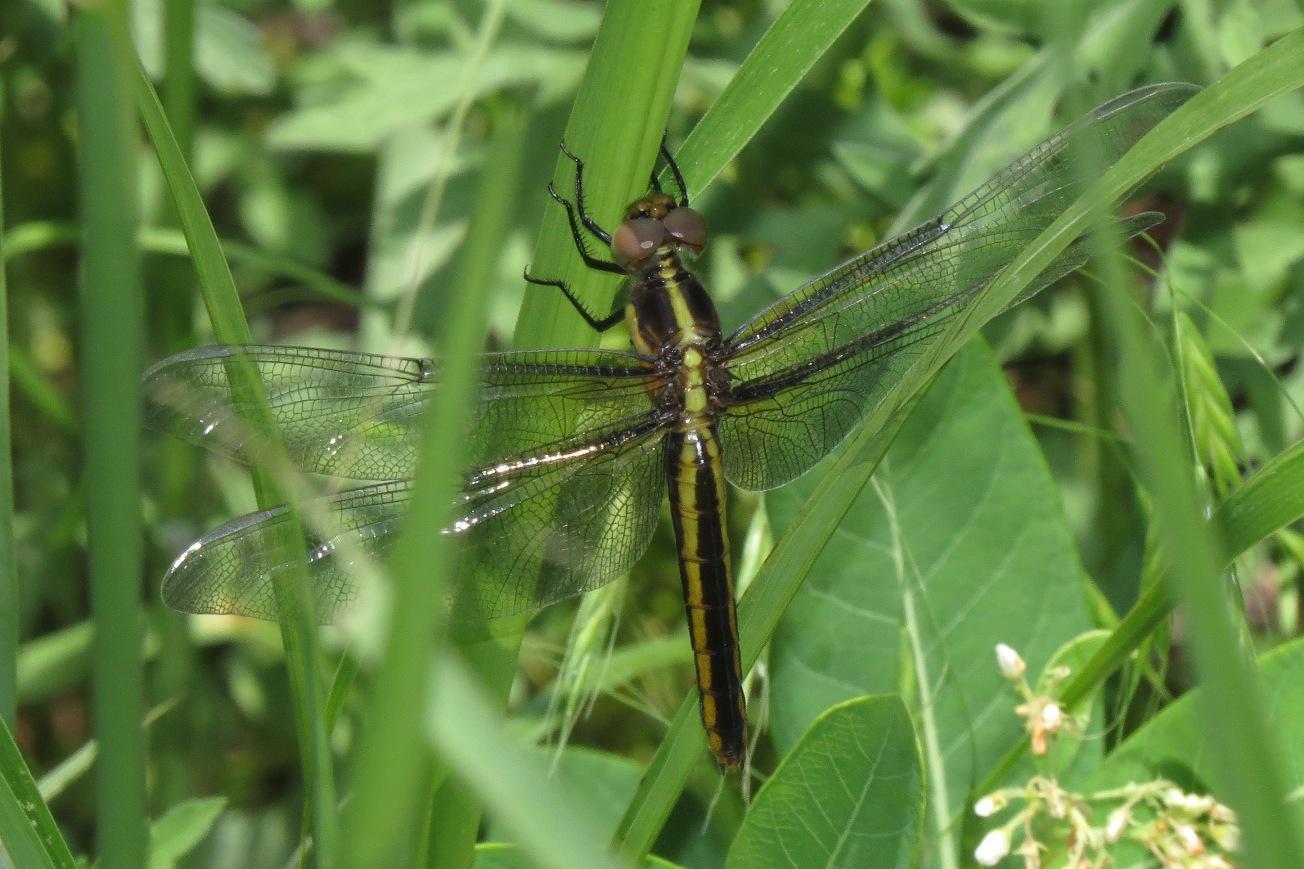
[145,82,1195,770]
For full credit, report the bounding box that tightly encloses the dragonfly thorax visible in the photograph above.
[625,244,723,361]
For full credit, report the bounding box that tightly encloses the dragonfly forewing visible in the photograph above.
[717,82,1196,491]
[144,344,667,481]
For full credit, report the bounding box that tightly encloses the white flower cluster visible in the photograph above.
[971,644,1240,867]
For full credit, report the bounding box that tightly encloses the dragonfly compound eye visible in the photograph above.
[663,207,708,255]
[611,217,667,268]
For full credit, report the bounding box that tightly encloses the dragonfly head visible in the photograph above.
[612,193,709,270]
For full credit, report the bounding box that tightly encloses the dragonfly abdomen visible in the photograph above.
[665,422,747,770]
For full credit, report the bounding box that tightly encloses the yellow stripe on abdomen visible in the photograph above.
[666,422,747,769]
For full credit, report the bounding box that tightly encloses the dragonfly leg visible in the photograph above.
[558,140,614,244]
[522,267,626,333]
[546,182,625,276]
[659,132,690,206]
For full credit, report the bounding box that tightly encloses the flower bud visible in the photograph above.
[1105,808,1128,843]
[1176,824,1204,855]
[974,794,1005,817]
[996,643,1026,679]
[975,829,1011,866]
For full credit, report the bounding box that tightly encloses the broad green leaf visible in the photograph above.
[767,341,1093,848]
[726,696,924,869]
[148,797,228,869]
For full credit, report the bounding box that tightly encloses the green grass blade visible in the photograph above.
[339,67,524,869]
[513,0,701,351]
[0,712,76,867]
[437,4,700,863]
[665,0,873,197]
[1217,438,1304,555]
[75,3,147,865]
[129,37,338,865]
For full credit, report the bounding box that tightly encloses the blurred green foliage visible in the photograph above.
[2,0,1304,866]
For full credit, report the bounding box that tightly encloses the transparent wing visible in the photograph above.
[148,343,674,623]
[160,416,671,623]
[719,82,1195,490]
[144,344,665,481]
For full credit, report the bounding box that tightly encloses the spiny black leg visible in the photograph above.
[649,170,664,194]
[523,267,625,333]
[558,140,613,244]
[547,182,625,276]
[660,132,689,206]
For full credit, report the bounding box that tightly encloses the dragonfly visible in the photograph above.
[144,82,1195,770]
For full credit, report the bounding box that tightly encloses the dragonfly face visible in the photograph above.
[144,82,1199,772]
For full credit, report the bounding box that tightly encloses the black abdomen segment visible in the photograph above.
[665,424,746,769]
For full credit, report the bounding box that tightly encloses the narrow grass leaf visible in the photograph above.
[130,41,338,864]
[76,4,148,866]
[339,75,526,869]
[0,714,76,868]
[514,1,700,352]
[665,0,874,197]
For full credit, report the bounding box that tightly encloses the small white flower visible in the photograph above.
[974,794,1005,817]
[996,643,1026,679]
[1040,702,1063,733]
[1164,787,1187,807]
[1176,824,1204,855]
[975,829,1012,866]
[1105,808,1129,843]
[1204,856,1233,869]
[1181,793,1214,815]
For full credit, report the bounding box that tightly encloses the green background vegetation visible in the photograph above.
[2,0,1304,866]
